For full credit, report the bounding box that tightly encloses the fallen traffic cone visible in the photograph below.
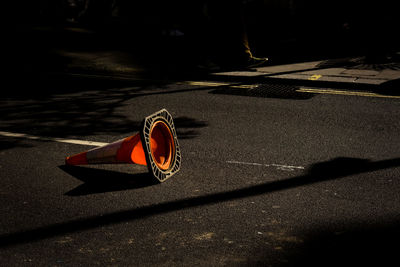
[65,109,181,182]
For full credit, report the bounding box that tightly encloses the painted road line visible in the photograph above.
[308,74,322,81]
[227,160,304,171]
[0,131,108,147]
[1,130,305,172]
[183,81,263,90]
[184,81,232,87]
[297,88,400,99]
[231,84,259,89]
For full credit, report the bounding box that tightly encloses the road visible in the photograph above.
[1,76,399,266]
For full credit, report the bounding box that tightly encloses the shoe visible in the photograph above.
[245,56,269,68]
[229,56,269,70]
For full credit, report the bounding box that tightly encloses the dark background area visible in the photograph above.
[6,0,400,66]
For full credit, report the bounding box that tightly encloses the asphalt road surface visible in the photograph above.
[1,76,399,266]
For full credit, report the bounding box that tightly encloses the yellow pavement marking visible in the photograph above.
[184,81,231,87]
[184,81,260,89]
[231,84,259,89]
[297,88,400,99]
[308,74,322,80]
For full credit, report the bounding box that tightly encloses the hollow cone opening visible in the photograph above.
[150,120,175,170]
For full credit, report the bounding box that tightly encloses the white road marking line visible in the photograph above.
[227,160,263,166]
[1,131,305,172]
[184,81,231,87]
[297,88,400,99]
[0,131,108,147]
[184,81,259,89]
[227,160,304,171]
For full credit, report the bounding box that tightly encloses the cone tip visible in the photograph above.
[64,152,88,165]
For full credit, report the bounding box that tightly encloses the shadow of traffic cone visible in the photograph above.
[65,109,181,182]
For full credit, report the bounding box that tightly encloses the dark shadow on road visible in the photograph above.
[0,138,33,151]
[174,116,208,139]
[3,75,149,98]
[0,113,207,151]
[0,76,209,150]
[59,165,157,196]
[380,78,400,96]
[0,157,399,247]
[279,221,400,267]
[0,77,148,143]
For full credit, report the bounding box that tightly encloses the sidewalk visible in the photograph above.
[210,56,400,91]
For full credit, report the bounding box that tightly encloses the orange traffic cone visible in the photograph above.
[65,109,181,182]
